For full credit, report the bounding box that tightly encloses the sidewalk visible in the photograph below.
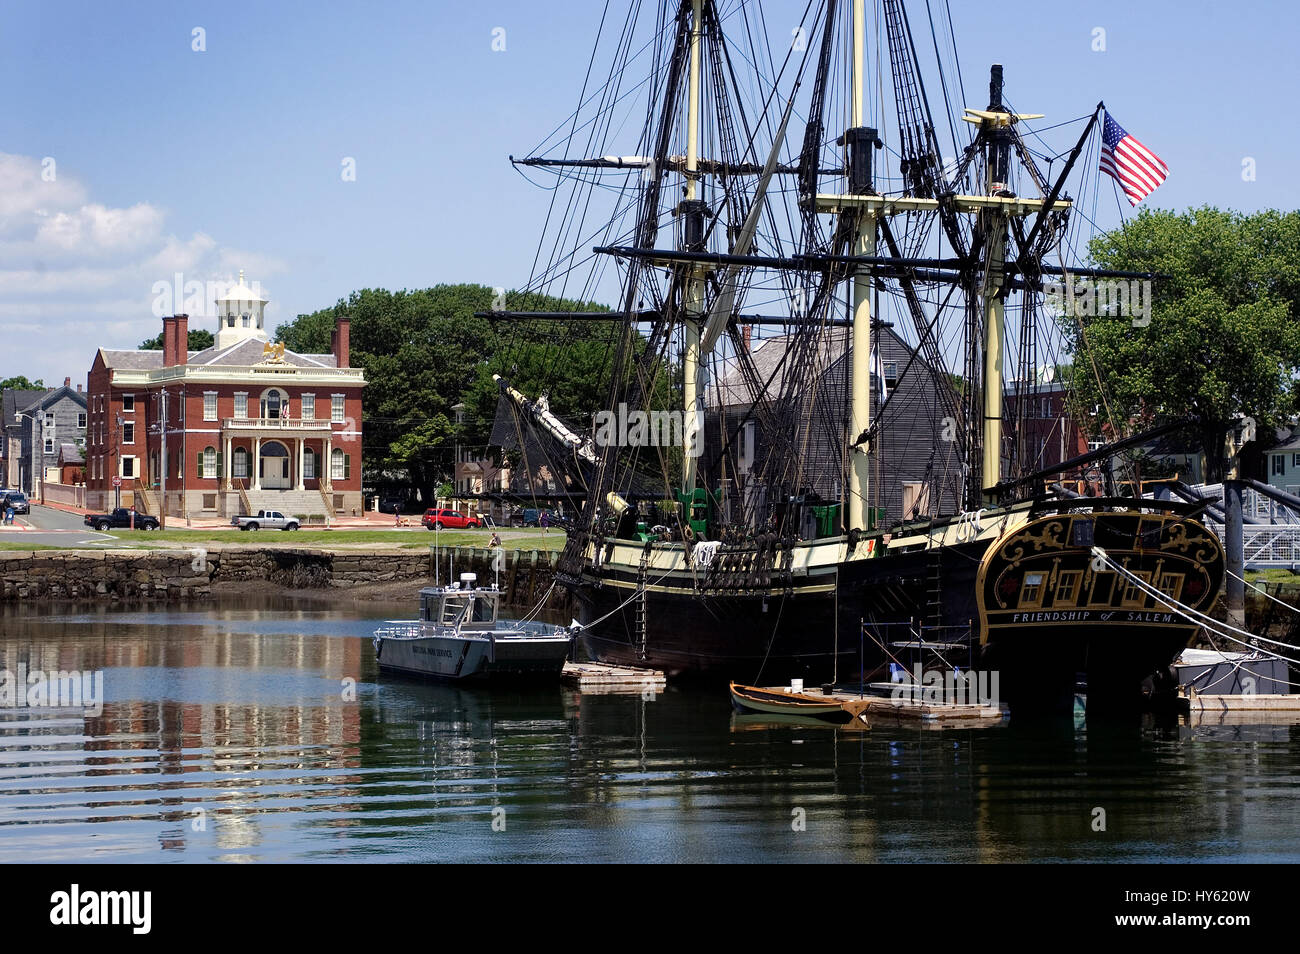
[34,499,406,530]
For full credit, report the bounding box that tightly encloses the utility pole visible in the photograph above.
[160,388,168,530]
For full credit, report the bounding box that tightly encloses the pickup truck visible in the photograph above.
[231,510,300,531]
[84,508,160,531]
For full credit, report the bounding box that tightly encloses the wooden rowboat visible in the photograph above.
[728,682,856,723]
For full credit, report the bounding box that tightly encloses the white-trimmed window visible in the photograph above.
[121,394,134,413]
[44,438,54,454]
[233,447,249,478]
[121,456,136,478]
[301,393,315,420]
[122,422,135,444]
[331,394,345,423]
[204,392,218,422]
[331,447,345,479]
[78,412,86,428]
[303,450,315,479]
[202,446,217,478]
[234,393,248,419]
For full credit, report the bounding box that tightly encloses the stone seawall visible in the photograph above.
[0,545,570,609]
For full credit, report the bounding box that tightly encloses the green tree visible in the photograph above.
[274,284,619,504]
[1062,206,1300,482]
[0,376,44,390]
[138,329,215,351]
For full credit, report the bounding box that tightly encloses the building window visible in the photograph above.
[78,412,87,428]
[260,389,285,420]
[204,392,218,422]
[234,393,248,419]
[44,412,55,429]
[233,447,249,478]
[123,422,135,444]
[44,438,54,454]
[331,448,345,480]
[202,446,217,478]
[301,394,315,420]
[331,394,345,423]
[121,456,136,479]
[1274,455,1285,476]
[303,450,315,479]
[121,395,134,413]
[1292,454,1300,469]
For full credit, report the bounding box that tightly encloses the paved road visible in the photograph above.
[0,504,116,547]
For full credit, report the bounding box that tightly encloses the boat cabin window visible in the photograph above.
[1019,572,1047,608]
[442,597,470,624]
[471,597,494,623]
[1055,570,1081,605]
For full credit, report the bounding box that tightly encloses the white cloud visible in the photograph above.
[0,153,283,386]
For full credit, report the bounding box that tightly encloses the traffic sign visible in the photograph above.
[112,475,122,488]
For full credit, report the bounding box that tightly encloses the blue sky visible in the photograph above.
[2,0,1296,386]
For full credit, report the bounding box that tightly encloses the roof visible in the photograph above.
[24,384,87,412]
[98,342,338,372]
[2,388,47,429]
[57,443,84,465]
[215,279,268,304]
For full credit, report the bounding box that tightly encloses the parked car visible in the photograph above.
[2,491,30,515]
[231,510,300,531]
[84,508,159,531]
[509,507,565,528]
[422,508,481,530]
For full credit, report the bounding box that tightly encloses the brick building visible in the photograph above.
[85,274,366,519]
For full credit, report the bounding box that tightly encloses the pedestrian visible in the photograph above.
[395,508,402,527]
[540,509,549,535]
[4,506,11,525]
[489,531,501,548]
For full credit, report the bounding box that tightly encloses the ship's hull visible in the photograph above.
[375,632,572,681]
[566,500,1226,711]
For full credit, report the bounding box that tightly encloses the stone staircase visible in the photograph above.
[241,489,333,519]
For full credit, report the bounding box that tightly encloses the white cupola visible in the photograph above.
[215,270,270,349]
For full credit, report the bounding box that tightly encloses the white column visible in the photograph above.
[225,435,232,488]
[296,438,305,490]
[324,436,332,489]
[252,436,261,490]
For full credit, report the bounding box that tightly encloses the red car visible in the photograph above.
[422,508,481,530]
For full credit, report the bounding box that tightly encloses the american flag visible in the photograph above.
[1100,111,1168,206]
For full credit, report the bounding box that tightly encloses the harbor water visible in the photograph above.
[1,595,1298,863]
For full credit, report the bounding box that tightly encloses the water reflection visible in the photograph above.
[0,596,1297,862]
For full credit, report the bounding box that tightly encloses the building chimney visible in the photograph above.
[333,317,350,368]
[162,316,178,367]
[77,383,82,393]
[63,376,71,387]
[175,313,189,364]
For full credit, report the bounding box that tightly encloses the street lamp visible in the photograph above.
[14,410,42,502]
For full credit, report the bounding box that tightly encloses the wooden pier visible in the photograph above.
[562,661,666,694]
[1183,691,1300,725]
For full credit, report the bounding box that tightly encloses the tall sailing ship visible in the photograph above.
[485,0,1224,710]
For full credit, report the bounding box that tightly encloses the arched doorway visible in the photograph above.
[259,441,291,489]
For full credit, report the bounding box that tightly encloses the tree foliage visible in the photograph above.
[1061,206,1300,480]
[274,284,621,503]
[0,376,45,390]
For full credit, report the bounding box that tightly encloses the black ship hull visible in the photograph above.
[568,501,1226,712]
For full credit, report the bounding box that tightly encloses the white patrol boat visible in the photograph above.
[372,574,574,681]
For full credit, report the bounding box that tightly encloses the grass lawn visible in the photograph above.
[55,527,567,551]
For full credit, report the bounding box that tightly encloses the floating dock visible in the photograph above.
[562,661,666,694]
[1183,691,1300,724]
